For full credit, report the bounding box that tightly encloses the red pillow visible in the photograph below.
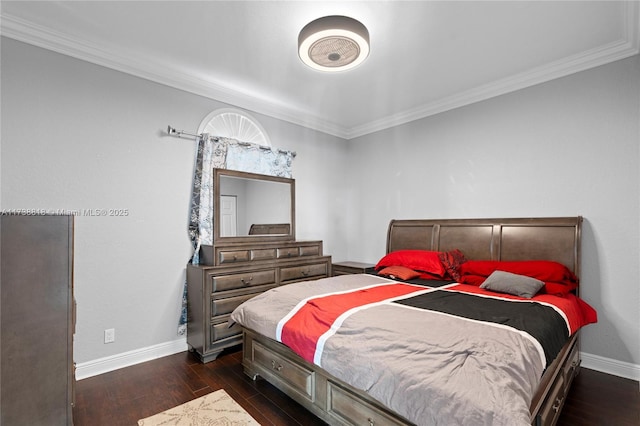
[459,260,579,294]
[419,271,448,280]
[543,281,578,295]
[461,275,577,295]
[375,250,446,277]
[438,249,467,281]
[459,274,486,286]
[459,260,577,283]
[378,266,421,281]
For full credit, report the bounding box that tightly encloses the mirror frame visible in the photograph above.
[213,168,295,243]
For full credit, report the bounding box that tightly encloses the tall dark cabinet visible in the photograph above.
[1,214,75,425]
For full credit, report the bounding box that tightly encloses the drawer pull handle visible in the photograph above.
[232,255,237,261]
[271,360,283,371]
[368,418,375,426]
[552,396,564,413]
[240,277,253,285]
[301,270,309,277]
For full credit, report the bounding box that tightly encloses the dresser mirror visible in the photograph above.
[213,168,295,243]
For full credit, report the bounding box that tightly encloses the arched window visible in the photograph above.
[198,108,271,147]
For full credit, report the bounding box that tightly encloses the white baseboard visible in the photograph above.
[75,337,188,380]
[580,351,640,382]
[75,340,640,385]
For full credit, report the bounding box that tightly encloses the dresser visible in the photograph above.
[187,240,331,363]
[1,215,75,425]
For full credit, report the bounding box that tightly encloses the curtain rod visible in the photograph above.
[167,125,296,157]
[167,126,219,142]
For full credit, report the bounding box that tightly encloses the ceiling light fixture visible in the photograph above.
[298,15,370,72]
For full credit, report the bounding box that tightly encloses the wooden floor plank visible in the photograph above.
[556,368,640,426]
[73,346,640,425]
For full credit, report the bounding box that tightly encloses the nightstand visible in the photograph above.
[332,261,376,276]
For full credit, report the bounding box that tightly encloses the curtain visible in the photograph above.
[178,135,294,334]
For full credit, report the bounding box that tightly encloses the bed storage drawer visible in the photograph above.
[537,373,566,426]
[251,341,315,401]
[563,341,580,382]
[327,381,406,426]
[210,269,276,292]
[535,335,579,426]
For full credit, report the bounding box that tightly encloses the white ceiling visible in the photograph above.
[2,1,639,139]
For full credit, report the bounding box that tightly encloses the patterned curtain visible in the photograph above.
[178,135,294,334]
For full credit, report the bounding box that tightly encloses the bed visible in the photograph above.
[230,217,597,426]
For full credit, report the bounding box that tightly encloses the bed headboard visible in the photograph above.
[386,217,583,279]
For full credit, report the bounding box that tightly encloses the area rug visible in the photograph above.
[137,389,260,426]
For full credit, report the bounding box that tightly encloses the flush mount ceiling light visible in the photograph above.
[298,15,370,72]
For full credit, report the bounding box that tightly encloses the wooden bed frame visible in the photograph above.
[241,217,583,426]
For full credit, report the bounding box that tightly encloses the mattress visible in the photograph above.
[231,273,595,425]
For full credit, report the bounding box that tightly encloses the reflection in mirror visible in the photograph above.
[214,169,295,242]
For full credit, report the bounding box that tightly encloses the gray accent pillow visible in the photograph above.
[479,270,544,298]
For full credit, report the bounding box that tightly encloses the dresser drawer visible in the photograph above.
[218,249,250,264]
[210,319,242,343]
[210,269,277,292]
[280,262,328,284]
[252,341,315,401]
[277,247,300,259]
[250,248,277,261]
[299,245,320,257]
[211,291,268,318]
[327,380,406,426]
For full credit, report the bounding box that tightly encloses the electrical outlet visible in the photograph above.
[104,328,115,344]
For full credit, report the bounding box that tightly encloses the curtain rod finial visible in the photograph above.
[167,126,177,135]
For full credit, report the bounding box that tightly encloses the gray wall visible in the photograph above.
[345,55,640,367]
[2,36,639,374]
[0,38,350,364]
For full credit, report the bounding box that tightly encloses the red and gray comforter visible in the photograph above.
[230,274,596,426]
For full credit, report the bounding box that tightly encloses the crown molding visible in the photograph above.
[348,0,639,138]
[0,13,351,139]
[2,2,638,141]
[347,38,639,139]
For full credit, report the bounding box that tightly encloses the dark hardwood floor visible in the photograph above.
[73,345,639,426]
